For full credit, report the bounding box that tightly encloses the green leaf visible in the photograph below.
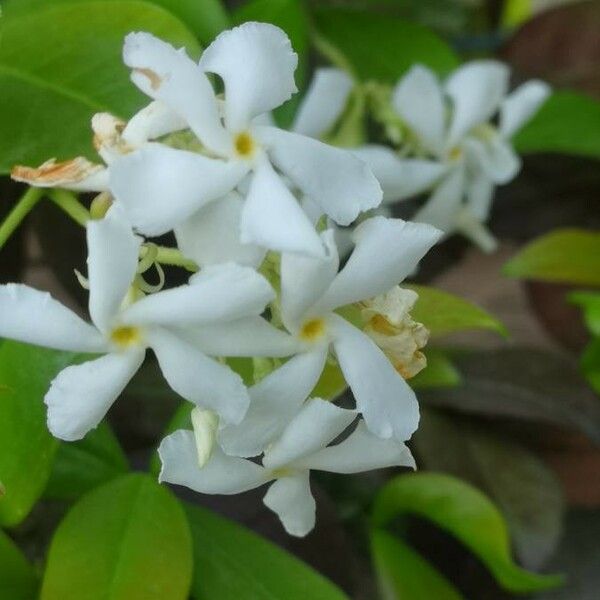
[0,341,76,527]
[0,529,38,600]
[371,529,463,600]
[0,1,201,174]
[569,291,600,336]
[41,473,192,600]
[312,7,459,82]
[185,504,348,600]
[581,337,600,395]
[514,91,600,159]
[45,423,128,500]
[410,349,461,390]
[372,472,564,593]
[232,0,309,127]
[504,228,600,286]
[406,284,507,338]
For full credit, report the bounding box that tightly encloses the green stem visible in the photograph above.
[0,187,43,251]
[48,189,91,226]
[311,31,357,79]
[142,245,198,273]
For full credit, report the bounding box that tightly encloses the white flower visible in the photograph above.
[159,398,414,536]
[0,209,277,440]
[109,23,382,259]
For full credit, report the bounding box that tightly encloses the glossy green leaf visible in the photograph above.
[569,291,600,336]
[0,1,201,174]
[410,349,461,389]
[0,341,76,526]
[371,529,463,600]
[372,473,564,593]
[41,474,192,600]
[185,504,348,600]
[407,284,507,338]
[45,423,128,500]
[312,7,459,82]
[514,91,600,159]
[504,229,600,285]
[0,529,38,600]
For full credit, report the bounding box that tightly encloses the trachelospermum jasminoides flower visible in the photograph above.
[0,208,283,439]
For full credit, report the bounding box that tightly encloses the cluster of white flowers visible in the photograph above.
[0,22,545,536]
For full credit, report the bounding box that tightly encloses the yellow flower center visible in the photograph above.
[448,146,463,162]
[110,326,142,349]
[299,318,326,342]
[234,131,255,158]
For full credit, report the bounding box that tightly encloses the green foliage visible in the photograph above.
[581,338,600,395]
[371,529,463,600]
[407,284,507,338]
[45,423,129,500]
[410,349,461,389]
[41,474,193,600]
[569,291,600,337]
[312,7,459,82]
[372,473,564,594]
[0,341,76,526]
[0,1,200,174]
[0,529,38,600]
[185,504,348,600]
[514,91,600,159]
[504,229,600,285]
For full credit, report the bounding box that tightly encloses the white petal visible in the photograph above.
[180,317,299,358]
[258,126,382,225]
[331,316,419,441]
[148,328,249,425]
[351,146,448,202]
[500,80,551,139]
[445,61,509,147]
[86,210,141,333]
[45,350,144,441]
[455,208,498,253]
[218,349,328,457]
[0,284,106,353]
[392,65,446,155]
[465,136,521,185]
[200,22,298,131]
[263,473,316,537]
[123,32,230,155]
[300,421,415,473]
[175,192,265,268]
[413,167,466,233]
[466,169,495,222]
[122,100,188,146]
[122,263,273,327]
[292,68,353,138]
[110,144,249,236]
[315,217,442,312]
[240,160,325,258]
[280,230,339,332]
[159,430,268,494]
[263,398,355,470]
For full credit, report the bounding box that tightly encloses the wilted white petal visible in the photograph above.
[445,61,509,147]
[123,32,230,155]
[280,230,338,332]
[159,430,268,494]
[110,144,249,236]
[258,127,382,225]
[200,22,298,131]
[122,100,188,146]
[181,317,298,358]
[300,421,415,473]
[500,80,551,139]
[219,349,328,457]
[122,263,273,327]
[351,146,448,202]
[263,398,356,470]
[45,349,144,441]
[292,68,353,138]
[263,473,316,537]
[315,217,441,312]
[11,158,108,192]
[240,159,325,258]
[87,209,141,333]
[0,284,106,353]
[148,328,249,425]
[331,316,419,441]
[175,192,265,268]
[392,65,446,155]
